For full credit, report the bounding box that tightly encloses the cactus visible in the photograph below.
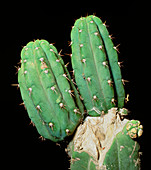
[18,39,84,142]
[17,15,143,169]
[71,15,125,116]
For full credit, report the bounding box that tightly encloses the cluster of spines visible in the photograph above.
[71,15,125,116]
[18,40,84,142]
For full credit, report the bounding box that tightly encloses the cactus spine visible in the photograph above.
[71,15,125,116]
[18,40,84,142]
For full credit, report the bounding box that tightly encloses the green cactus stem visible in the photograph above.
[71,15,125,116]
[18,39,84,142]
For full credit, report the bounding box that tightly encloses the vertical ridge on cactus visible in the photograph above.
[92,16,125,108]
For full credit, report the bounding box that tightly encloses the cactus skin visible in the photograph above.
[69,118,142,170]
[18,39,84,142]
[103,121,141,170]
[70,146,97,170]
[71,15,125,116]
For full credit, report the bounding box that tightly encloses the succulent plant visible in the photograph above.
[17,15,143,169]
[18,39,84,142]
[71,15,125,116]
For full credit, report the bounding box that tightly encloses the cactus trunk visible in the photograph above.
[68,109,142,170]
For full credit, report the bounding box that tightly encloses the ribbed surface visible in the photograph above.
[18,40,84,142]
[71,15,125,116]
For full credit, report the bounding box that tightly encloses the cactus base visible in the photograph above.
[68,108,142,170]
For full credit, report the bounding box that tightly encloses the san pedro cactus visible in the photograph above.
[18,39,84,142]
[17,15,143,169]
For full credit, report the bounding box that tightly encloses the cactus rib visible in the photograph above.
[92,16,125,108]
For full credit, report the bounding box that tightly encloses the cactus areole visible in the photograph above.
[18,15,143,169]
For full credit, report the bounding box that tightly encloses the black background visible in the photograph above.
[3,2,146,169]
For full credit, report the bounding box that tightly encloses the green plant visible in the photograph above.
[18,39,84,142]
[71,15,125,116]
[18,15,143,169]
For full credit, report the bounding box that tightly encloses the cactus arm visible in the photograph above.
[92,16,125,108]
[71,17,116,116]
[18,43,59,142]
[18,40,84,142]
